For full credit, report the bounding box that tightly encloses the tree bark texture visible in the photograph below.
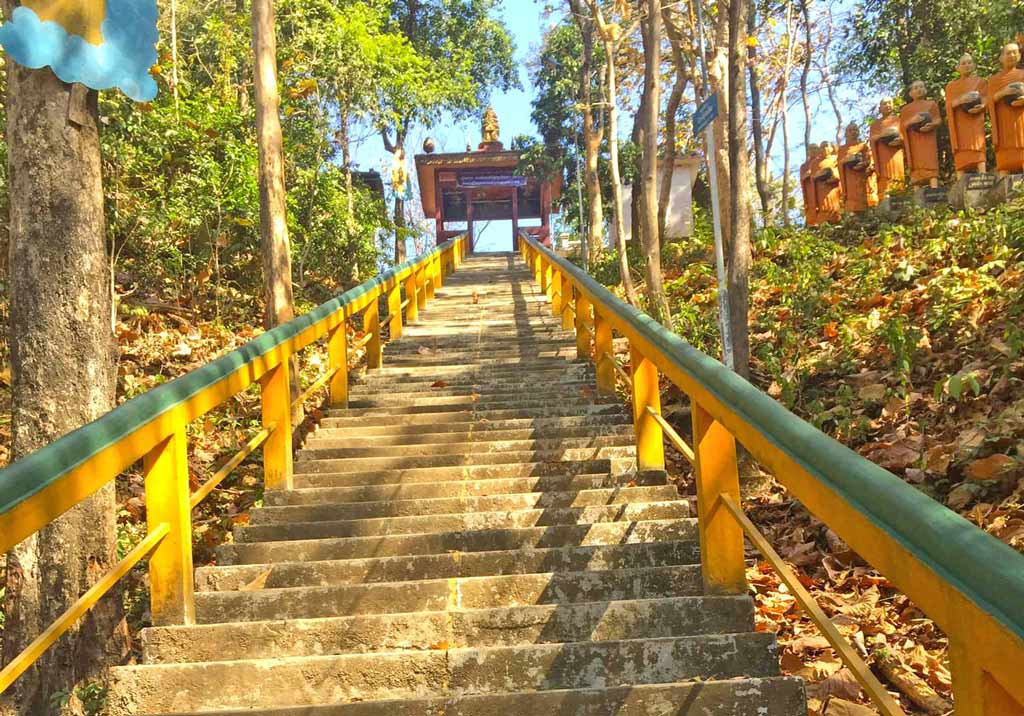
[1,59,123,714]
[709,9,733,246]
[252,0,302,425]
[747,2,770,223]
[800,0,813,150]
[726,0,753,377]
[660,3,689,243]
[569,0,605,264]
[640,0,671,325]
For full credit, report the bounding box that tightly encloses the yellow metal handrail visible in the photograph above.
[521,235,1024,716]
[0,236,467,694]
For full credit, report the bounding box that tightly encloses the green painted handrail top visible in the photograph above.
[524,235,1024,643]
[0,238,459,521]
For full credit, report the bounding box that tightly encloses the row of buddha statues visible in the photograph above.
[802,43,1024,225]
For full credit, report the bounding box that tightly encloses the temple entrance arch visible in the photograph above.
[414,109,560,253]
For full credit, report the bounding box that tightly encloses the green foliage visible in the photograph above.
[840,0,1024,97]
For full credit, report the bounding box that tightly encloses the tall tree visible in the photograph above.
[639,0,671,324]
[252,0,302,425]
[724,0,753,377]
[747,1,770,223]
[1,63,122,716]
[584,0,640,305]
[568,0,606,266]
[379,0,517,262]
[661,3,692,241]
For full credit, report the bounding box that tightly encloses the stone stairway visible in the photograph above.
[109,253,805,715]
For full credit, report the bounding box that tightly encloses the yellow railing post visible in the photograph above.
[561,281,575,330]
[425,261,437,302]
[551,268,563,316]
[949,640,1021,716]
[574,291,592,360]
[144,428,195,626]
[691,401,746,594]
[629,345,665,472]
[594,310,615,394]
[363,297,383,369]
[261,357,294,490]
[539,254,550,296]
[416,266,428,311]
[327,323,348,408]
[404,272,419,325]
[387,282,403,340]
[434,253,444,290]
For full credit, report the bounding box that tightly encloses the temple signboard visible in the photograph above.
[458,173,528,189]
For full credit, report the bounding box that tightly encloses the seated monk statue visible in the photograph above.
[946,54,988,176]
[869,98,906,197]
[899,80,942,188]
[987,43,1024,175]
[838,123,878,213]
[800,143,821,226]
[813,142,842,223]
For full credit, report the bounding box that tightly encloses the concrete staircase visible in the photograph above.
[109,253,805,715]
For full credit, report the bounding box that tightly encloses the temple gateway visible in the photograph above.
[414,108,561,252]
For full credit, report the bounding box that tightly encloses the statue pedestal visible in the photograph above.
[991,173,1024,203]
[950,173,997,209]
[879,194,913,217]
[914,186,950,209]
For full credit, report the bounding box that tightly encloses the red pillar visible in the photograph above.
[511,187,520,251]
[540,180,552,247]
[434,169,444,245]
[465,188,474,253]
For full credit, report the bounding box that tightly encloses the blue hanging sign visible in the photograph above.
[0,0,159,102]
[693,92,720,135]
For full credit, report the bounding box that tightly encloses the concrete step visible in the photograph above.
[142,595,753,663]
[194,564,706,622]
[195,540,700,592]
[291,460,634,486]
[235,500,690,542]
[304,424,635,448]
[319,404,629,424]
[216,518,698,565]
[249,485,679,524]
[315,413,630,434]
[344,386,603,407]
[128,679,806,716]
[269,472,664,505]
[292,448,635,475]
[298,436,634,457]
[109,633,782,713]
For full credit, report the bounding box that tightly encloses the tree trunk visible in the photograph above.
[252,0,302,425]
[570,0,605,264]
[800,0,813,150]
[340,105,360,285]
[778,0,796,226]
[747,2,770,223]
[709,8,733,246]
[585,0,639,305]
[726,0,753,377]
[641,0,671,325]
[1,62,123,714]
[660,3,688,243]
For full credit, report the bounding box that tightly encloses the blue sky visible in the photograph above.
[351,0,878,254]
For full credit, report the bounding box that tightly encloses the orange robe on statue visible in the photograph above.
[837,142,878,212]
[899,99,941,184]
[946,76,988,171]
[987,68,1024,173]
[813,152,842,223]
[801,158,819,226]
[870,116,905,197]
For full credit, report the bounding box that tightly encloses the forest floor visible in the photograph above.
[641,198,1024,716]
[1,199,1022,715]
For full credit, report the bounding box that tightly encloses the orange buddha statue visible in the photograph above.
[987,43,1024,175]
[946,54,988,176]
[838,123,878,213]
[869,98,906,197]
[800,143,821,226]
[813,142,842,223]
[899,81,942,188]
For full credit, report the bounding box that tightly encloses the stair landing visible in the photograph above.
[109,253,805,715]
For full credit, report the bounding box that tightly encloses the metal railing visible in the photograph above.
[521,235,1024,716]
[0,236,468,693]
